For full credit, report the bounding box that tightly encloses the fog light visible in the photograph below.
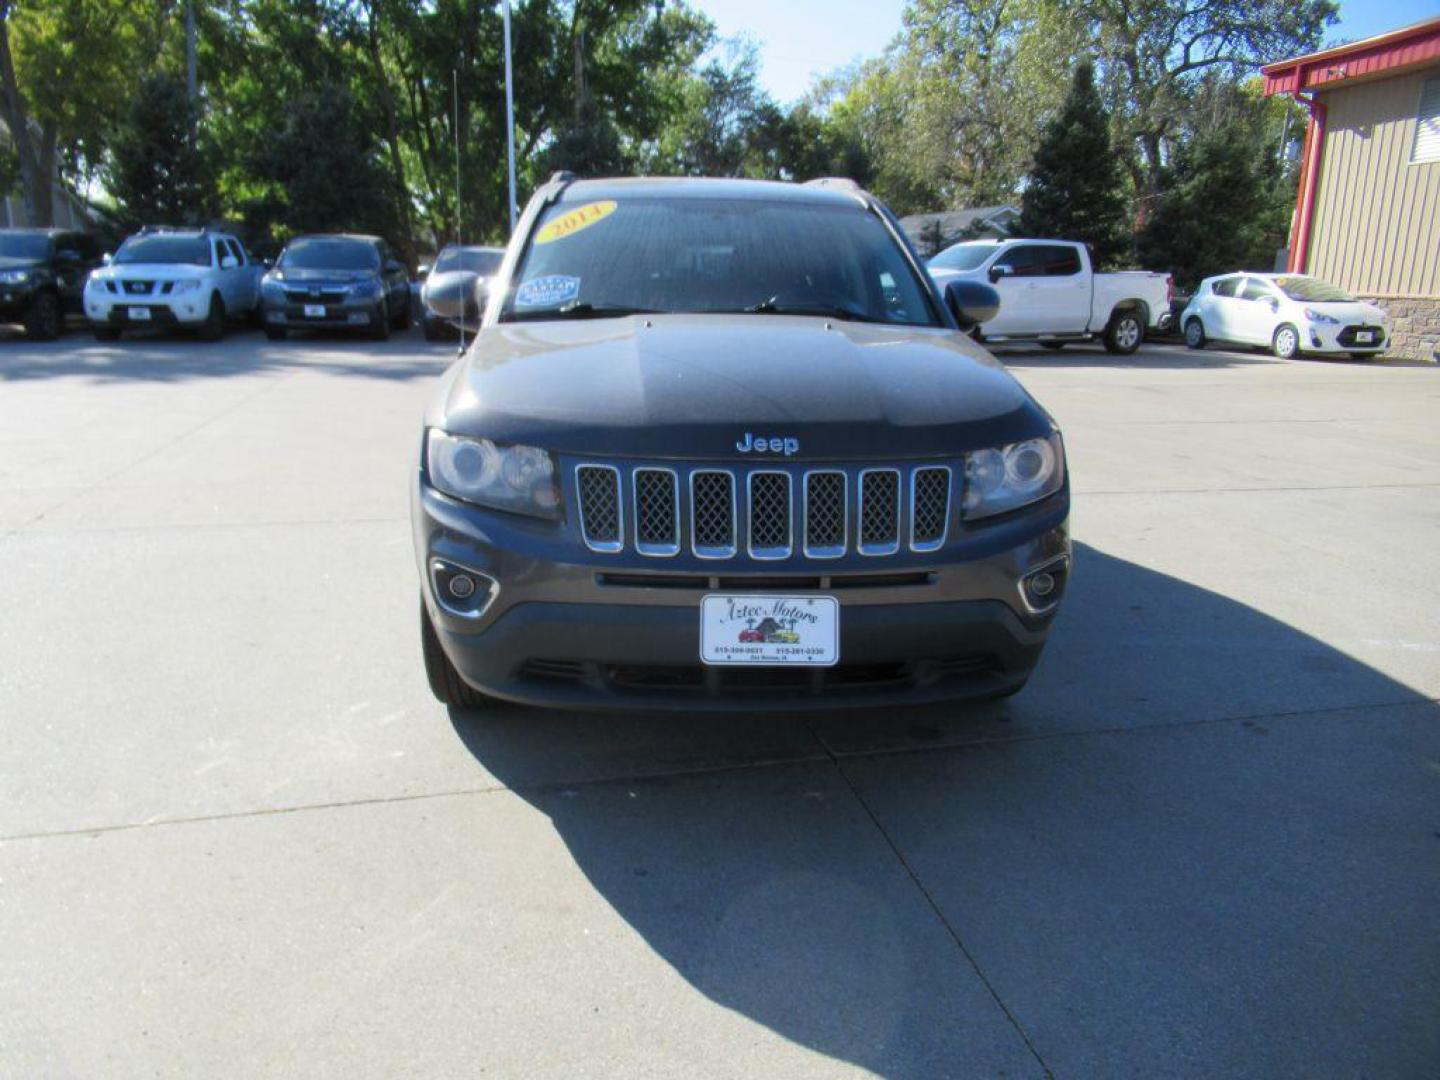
[1021,557,1069,612]
[1028,571,1055,598]
[430,558,497,618]
[448,574,476,599]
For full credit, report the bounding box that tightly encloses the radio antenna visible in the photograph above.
[454,68,465,357]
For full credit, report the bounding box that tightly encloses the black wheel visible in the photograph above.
[199,293,226,341]
[1183,317,1206,349]
[422,317,445,342]
[24,291,62,341]
[92,325,121,342]
[420,598,491,709]
[370,303,390,341]
[1040,341,1066,350]
[264,326,287,341]
[1103,310,1144,354]
[1272,323,1300,360]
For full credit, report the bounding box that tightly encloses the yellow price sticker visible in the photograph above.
[534,200,617,245]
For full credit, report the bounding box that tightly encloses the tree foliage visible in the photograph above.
[106,74,212,227]
[1019,60,1128,266]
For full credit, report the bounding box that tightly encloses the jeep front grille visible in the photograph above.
[575,462,952,559]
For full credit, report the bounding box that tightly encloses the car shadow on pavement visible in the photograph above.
[445,543,1439,1078]
[995,343,1280,369]
[0,330,457,383]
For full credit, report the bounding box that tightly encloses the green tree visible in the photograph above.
[107,75,213,227]
[1136,81,1295,288]
[1019,59,1128,265]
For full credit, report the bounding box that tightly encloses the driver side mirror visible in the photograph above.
[988,263,1014,284]
[100,252,113,265]
[945,279,1000,330]
[417,263,431,279]
[1266,296,1279,311]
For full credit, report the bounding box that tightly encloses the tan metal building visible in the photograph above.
[1262,18,1440,361]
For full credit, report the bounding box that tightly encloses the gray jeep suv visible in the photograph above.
[413,175,1070,711]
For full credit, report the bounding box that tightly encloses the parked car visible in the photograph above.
[84,226,262,341]
[0,228,104,340]
[1180,273,1390,360]
[419,244,504,341]
[413,174,1071,712]
[927,238,1173,354]
[260,234,411,341]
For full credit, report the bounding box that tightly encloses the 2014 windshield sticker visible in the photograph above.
[515,275,581,308]
[534,200,617,245]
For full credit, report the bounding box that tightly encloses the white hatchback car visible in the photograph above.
[1180,273,1390,359]
[84,226,263,341]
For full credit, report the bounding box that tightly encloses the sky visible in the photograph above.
[693,0,1440,105]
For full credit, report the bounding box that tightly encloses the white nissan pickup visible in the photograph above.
[926,238,1172,354]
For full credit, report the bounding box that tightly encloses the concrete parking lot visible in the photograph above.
[2,328,1437,1078]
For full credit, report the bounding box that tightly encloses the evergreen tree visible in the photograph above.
[1019,60,1128,266]
[106,75,214,227]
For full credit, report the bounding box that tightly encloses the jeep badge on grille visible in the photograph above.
[735,432,799,456]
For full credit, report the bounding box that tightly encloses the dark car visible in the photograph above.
[260,234,410,340]
[412,175,1070,712]
[419,244,504,341]
[0,228,103,340]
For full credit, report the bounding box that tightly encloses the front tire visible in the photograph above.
[1104,310,1144,354]
[1183,318,1206,349]
[1272,323,1300,360]
[391,293,411,329]
[370,303,391,341]
[420,598,492,709]
[24,291,62,341]
[199,293,226,342]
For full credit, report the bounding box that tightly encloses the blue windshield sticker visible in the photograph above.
[515,275,581,308]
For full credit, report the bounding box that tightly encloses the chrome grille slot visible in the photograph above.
[910,467,951,551]
[633,468,680,556]
[803,471,846,558]
[690,470,736,558]
[747,471,792,559]
[576,465,622,552]
[858,469,901,555]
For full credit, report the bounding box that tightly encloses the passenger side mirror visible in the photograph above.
[945,279,1001,330]
[100,252,113,265]
[1266,296,1279,311]
[220,255,238,270]
[262,257,274,270]
[417,263,431,279]
[988,263,1014,284]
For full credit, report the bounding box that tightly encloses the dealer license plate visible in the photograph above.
[700,594,839,666]
[1354,330,1373,343]
[304,304,326,318]
[127,306,150,321]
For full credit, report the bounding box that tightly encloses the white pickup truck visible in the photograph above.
[926,238,1173,354]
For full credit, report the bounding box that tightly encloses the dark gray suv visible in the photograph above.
[260,234,410,340]
[413,176,1070,711]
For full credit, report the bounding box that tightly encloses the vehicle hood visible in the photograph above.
[102,262,210,280]
[272,267,376,285]
[0,256,44,271]
[434,314,1053,459]
[1291,298,1388,324]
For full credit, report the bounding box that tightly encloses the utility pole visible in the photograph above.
[185,0,197,146]
[503,0,516,234]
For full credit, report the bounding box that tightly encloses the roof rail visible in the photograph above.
[137,223,210,235]
[548,170,577,185]
[803,177,863,192]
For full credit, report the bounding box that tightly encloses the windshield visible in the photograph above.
[1275,276,1354,303]
[280,238,379,272]
[928,243,995,272]
[503,195,938,325]
[114,235,210,266]
[0,233,53,260]
[435,248,503,275]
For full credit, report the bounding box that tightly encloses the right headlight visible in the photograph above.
[962,434,1065,520]
[426,430,561,519]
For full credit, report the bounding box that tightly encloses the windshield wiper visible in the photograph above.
[505,301,659,322]
[740,296,883,323]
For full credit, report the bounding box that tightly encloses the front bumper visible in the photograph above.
[1303,321,1388,353]
[413,477,1070,711]
[262,296,381,331]
[86,295,209,327]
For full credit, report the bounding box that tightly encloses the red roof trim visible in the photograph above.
[1261,16,1440,96]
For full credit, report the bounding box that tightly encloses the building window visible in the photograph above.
[1414,77,1440,164]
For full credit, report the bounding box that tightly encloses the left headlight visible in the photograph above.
[426,430,561,519]
[0,269,31,284]
[962,434,1065,520]
[1304,307,1339,325]
[173,280,202,294]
